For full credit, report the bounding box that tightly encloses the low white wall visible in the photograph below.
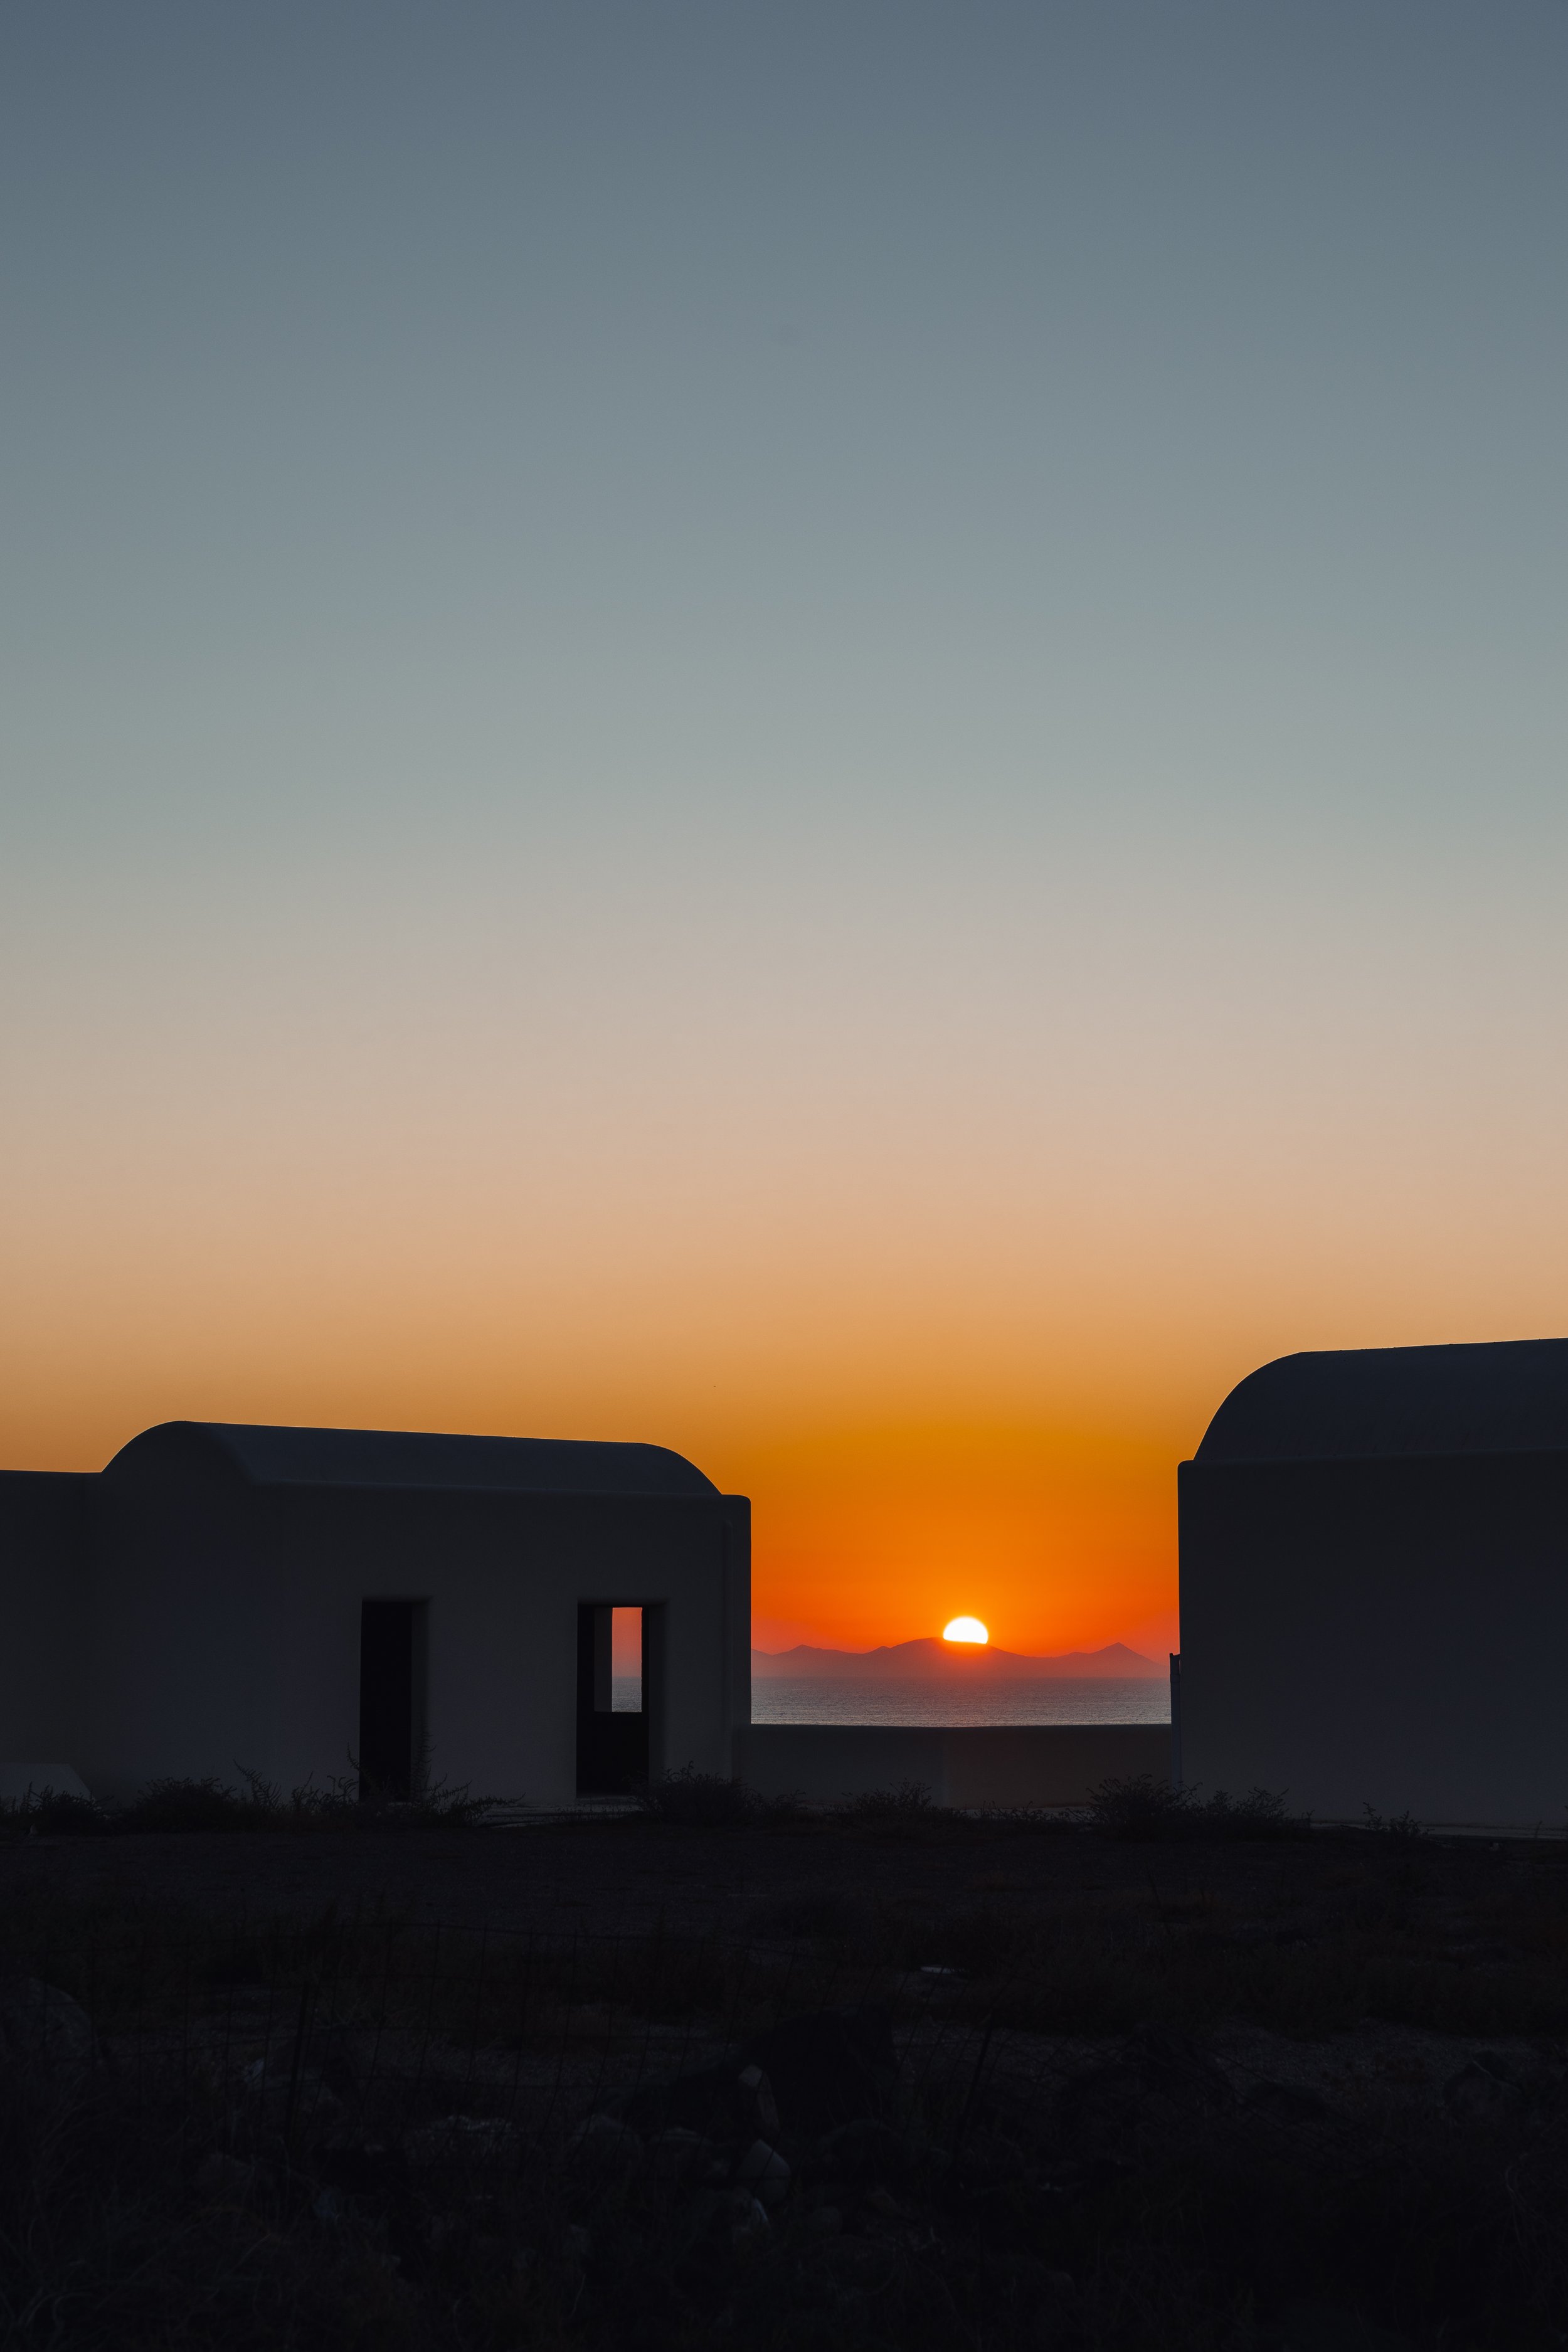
[733,1723,1170,1809]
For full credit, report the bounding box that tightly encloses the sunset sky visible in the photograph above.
[4,3,1565,1661]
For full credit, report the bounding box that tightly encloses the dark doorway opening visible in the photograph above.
[576,1603,657,1794]
[359,1600,426,1799]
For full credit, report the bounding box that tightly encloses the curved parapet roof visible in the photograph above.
[1195,1338,1568,1466]
[103,1421,719,1498]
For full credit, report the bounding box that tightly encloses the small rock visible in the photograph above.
[736,2138,792,2206]
[729,2191,770,2248]
[736,2063,782,2136]
[680,2186,771,2252]
[0,1978,98,2092]
[802,2205,843,2236]
[1444,2061,1526,2130]
[311,2185,346,2223]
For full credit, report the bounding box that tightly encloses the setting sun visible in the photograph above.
[942,1617,989,1645]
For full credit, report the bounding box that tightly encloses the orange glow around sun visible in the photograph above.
[734,1413,1181,1659]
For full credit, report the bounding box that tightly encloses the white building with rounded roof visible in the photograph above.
[0,1421,750,1808]
[1181,1338,1568,1828]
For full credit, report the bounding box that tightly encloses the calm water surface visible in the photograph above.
[748,1676,1169,1727]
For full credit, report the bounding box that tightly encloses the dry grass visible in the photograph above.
[0,1771,502,1839]
[5,1814,1568,2346]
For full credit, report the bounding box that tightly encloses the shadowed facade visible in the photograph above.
[1180,1338,1568,1826]
[0,1422,750,1808]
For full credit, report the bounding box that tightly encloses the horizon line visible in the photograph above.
[751,1636,1158,1663]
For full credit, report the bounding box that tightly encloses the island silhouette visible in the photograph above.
[751,1637,1162,1680]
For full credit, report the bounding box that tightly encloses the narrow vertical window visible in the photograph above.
[576,1602,655,1794]
[359,1599,425,1799]
[612,1606,644,1710]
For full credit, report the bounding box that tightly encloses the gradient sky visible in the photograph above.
[4,3,1565,1660]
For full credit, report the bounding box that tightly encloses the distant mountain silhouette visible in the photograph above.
[751,1638,1162,1680]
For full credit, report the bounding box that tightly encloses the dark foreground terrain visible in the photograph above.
[3,1790,1568,2350]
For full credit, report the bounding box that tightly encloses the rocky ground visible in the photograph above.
[3,1806,1567,2349]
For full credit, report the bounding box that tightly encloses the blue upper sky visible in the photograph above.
[6,1,1562,868]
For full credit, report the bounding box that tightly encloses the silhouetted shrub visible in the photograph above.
[969,1803,1078,1833]
[313,1770,504,1828]
[109,1770,504,1833]
[636,1765,807,1826]
[1204,1786,1313,1839]
[117,1777,265,1833]
[0,1786,108,1836]
[1089,1773,1310,1842]
[1362,1801,1423,1844]
[834,1781,945,1829]
[1085,1771,1190,1839]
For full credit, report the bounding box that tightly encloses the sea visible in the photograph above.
[611,1674,1169,1724]
[747,1676,1169,1728]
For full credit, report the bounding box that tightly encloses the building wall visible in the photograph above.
[85,1450,273,1798]
[81,1470,745,1806]
[1180,1451,1568,1826]
[0,1472,94,1760]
